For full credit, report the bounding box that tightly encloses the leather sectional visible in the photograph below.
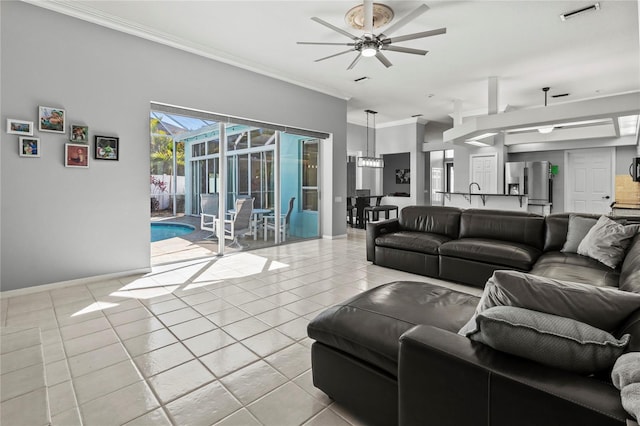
[308,206,640,426]
[366,206,633,287]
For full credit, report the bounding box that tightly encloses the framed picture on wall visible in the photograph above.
[39,106,66,133]
[19,137,40,157]
[7,118,34,135]
[65,143,89,168]
[69,125,89,143]
[94,136,119,160]
[396,168,410,184]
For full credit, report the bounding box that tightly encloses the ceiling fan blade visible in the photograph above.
[379,4,429,38]
[298,42,356,46]
[375,51,393,68]
[347,53,363,70]
[364,0,373,34]
[384,27,447,44]
[311,17,359,41]
[315,49,357,62]
[381,45,429,55]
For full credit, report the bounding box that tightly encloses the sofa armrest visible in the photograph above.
[398,325,627,426]
[366,218,400,262]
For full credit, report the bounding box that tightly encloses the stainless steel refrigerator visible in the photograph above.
[504,161,552,205]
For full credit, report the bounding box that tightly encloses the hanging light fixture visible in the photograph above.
[538,87,554,134]
[357,109,384,168]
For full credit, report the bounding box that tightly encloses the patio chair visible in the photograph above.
[200,193,219,239]
[220,197,254,248]
[263,197,295,242]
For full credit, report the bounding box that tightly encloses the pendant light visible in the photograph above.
[538,87,554,134]
[357,109,384,168]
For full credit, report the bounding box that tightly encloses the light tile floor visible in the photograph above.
[0,228,481,426]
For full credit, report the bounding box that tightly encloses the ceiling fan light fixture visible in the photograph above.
[361,46,378,57]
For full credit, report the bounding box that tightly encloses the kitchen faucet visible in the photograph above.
[469,182,481,194]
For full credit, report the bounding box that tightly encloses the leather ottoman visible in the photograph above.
[307,281,478,425]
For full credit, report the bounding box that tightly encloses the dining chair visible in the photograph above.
[200,193,219,239]
[220,197,254,248]
[347,196,358,227]
[263,197,295,242]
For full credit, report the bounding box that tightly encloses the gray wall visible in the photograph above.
[617,145,639,174]
[376,122,426,206]
[1,2,347,291]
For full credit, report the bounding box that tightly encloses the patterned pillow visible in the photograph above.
[469,306,629,374]
[458,270,640,336]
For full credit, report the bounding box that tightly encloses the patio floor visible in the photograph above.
[151,215,307,266]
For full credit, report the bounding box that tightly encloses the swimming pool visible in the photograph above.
[151,222,195,242]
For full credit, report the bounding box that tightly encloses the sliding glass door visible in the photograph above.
[151,105,324,253]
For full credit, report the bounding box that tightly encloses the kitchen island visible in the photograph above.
[437,191,528,211]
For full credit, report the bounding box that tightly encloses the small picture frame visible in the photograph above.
[69,125,88,143]
[39,106,66,133]
[7,119,34,136]
[94,136,119,161]
[65,143,89,168]
[19,137,40,158]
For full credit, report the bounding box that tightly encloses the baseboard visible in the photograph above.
[0,267,151,299]
[323,233,347,240]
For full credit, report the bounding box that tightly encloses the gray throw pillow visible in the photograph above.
[468,306,630,374]
[577,215,639,269]
[561,215,597,253]
[458,270,640,336]
[612,352,640,390]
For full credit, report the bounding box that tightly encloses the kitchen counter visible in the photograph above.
[437,191,528,211]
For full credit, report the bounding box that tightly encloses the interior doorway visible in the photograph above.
[470,153,497,193]
[565,148,614,214]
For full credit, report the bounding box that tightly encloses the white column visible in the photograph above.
[218,122,227,256]
[488,76,499,115]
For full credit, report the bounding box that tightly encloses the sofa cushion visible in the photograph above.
[530,252,621,287]
[459,209,545,250]
[375,231,452,255]
[468,306,630,374]
[307,281,478,376]
[562,214,598,253]
[621,234,640,293]
[399,206,462,239]
[458,270,640,337]
[439,238,541,271]
[543,213,599,252]
[577,216,640,269]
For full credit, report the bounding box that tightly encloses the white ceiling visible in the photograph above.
[33,0,640,126]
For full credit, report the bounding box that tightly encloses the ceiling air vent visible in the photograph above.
[552,93,570,98]
[560,3,600,21]
[354,76,370,83]
[411,114,423,118]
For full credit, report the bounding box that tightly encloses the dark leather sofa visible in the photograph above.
[309,206,640,426]
[367,206,632,287]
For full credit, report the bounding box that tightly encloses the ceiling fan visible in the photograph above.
[297,1,446,70]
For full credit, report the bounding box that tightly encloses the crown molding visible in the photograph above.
[22,0,352,102]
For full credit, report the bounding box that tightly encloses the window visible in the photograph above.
[301,140,318,211]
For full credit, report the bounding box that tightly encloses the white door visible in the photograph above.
[565,148,614,214]
[470,154,497,193]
